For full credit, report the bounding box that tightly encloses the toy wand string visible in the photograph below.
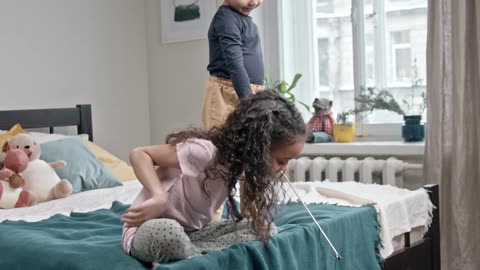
[281,172,342,261]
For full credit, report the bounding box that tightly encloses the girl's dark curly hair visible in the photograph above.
[166,90,306,241]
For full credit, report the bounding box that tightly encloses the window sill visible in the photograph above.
[301,140,425,157]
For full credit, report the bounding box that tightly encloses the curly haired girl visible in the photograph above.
[122,91,306,264]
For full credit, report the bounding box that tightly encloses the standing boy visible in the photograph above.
[202,0,264,129]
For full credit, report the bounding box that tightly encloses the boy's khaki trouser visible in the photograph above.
[202,76,263,130]
[201,76,263,221]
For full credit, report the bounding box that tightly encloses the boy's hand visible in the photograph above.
[122,193,169,227]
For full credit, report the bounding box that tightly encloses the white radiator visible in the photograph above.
[287,157,423,187]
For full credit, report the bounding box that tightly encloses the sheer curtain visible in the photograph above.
[425,0,480,269]
[279,0,317,119]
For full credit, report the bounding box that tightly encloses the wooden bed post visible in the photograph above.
[76,104,93,142]
[424,184,440,270]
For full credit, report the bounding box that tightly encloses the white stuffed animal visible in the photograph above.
[6,134,73,204]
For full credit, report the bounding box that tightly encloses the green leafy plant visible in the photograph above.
[264,73,310,112]
[354,86,427,117]
[354,87,406,116]
[402,58,426,115]
[336,110,355,125]
[354,59,426,117]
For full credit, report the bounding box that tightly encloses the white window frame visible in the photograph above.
[390,30,412,83]
[317,37,330,87]
[316,0,333,13]
[272,0,426,139]
[352,0,406,137]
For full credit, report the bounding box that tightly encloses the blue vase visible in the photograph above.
[402,115,424,142]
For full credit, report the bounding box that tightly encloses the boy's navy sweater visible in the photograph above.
[207,5,264,99]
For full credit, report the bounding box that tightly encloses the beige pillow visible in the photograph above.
[29,132,89,144]
[85,141,136,182]
[0,124,28,148]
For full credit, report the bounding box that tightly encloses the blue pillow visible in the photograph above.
[40,137,122,193]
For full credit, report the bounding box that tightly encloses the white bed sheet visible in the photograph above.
[0,180,142,222]
[284,180,434,258]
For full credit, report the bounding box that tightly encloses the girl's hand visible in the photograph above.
[241,205,252,218]
[122,193,169,227]
[241,197,257,219]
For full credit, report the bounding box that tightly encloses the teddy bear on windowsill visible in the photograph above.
[306,98,335,143]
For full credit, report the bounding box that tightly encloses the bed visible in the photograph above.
[0,105,440,270]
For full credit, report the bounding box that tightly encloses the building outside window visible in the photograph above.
[312,0,427,125]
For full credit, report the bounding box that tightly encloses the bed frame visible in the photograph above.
[384,183,440,270]
[0,104,93,142]
[0,105,439,270]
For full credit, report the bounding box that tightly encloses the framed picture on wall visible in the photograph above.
[160,0,217,44]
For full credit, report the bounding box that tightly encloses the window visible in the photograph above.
[314,0,354,115]
[306,0,428,131]
[316,0,333,13]
[365,34,375,85]
[391,30,412,83]
[317,38,329,86]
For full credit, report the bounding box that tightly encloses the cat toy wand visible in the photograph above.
[281,172,342,261]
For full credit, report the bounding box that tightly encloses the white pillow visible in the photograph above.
[29,132,89,144]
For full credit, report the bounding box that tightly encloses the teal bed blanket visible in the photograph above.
[0,202,382,270]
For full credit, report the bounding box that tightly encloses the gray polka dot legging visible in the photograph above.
[130,218,278,264]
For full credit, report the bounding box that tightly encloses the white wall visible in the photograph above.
[145,0,208,144]
[0,0,151,161]
[145,0,270,144]
[0,0,271,159]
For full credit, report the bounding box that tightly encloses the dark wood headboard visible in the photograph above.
[0,104,93,141]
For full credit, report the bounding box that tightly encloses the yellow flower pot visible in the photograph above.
[333,123,355,143]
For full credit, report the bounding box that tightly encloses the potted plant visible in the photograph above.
[401,61,426,142]
[354,87,426,142]
[264,73,310,112]
[333,110,356,142]
[354,59,426,142]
